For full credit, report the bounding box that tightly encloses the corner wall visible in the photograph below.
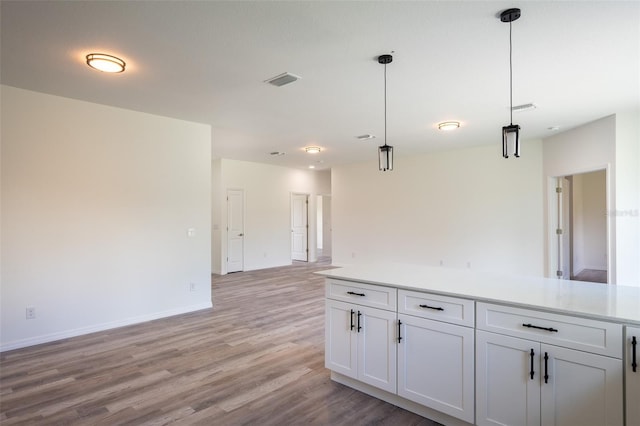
[1,86,212,351]
[543,113,640,286]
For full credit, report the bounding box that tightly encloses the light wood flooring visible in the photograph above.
[1,260,440,425]
[573,269,607,284]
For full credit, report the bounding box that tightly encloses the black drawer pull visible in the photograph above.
[632,336,637,373]
[522,323,558,333]
[347,291,365,297]
[419,304,444,311]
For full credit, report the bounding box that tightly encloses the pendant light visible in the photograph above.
[378,54,393,171]
[500,8,521,158]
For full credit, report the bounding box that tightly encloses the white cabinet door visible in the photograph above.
[626,326,640,426]
[476,330,541,426]
[357,305,397,394]
[325,300,357,378]
[540,344,623,426]
[325,299,396,394]
[398,314,474,423]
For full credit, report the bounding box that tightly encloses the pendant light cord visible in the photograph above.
[384,62,388,147]
[509,20,513,126]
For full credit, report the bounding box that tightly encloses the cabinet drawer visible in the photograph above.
[325,279,396,311]
[477,302,622,358]
[398,289,474,327]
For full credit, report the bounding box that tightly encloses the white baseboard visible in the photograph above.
[0,302,212,352]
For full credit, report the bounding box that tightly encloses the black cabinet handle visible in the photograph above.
[544,352,549,384]
[350,309,355,331]
[529,349,535,380]
[347,291,365,297]
[419,304,444,311]
[398,320,402,343]
[632,336,637,373]
[357,311,362,332]
[522,323,558,333]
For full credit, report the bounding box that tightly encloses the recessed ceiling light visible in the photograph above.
[356,134,376,140]
[305,146,321,154]
[548,126,561,131]
[438,121,460,131]
[270,151,286,156]
[86,53,126,73]
[308,165,316,169]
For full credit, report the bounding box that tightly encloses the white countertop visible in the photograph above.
[317,264,640,325]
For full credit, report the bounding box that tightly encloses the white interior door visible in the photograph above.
[291,194,308,261]
[227,189,244,273]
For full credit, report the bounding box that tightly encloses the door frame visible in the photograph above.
[226,188,245,274]
[291,192,309,262]
[546,165,612,283]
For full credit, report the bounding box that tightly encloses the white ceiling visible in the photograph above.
[2,1,638,170]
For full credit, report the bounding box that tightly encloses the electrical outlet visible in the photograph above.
[189,282,196,292]
[26,307,36,319]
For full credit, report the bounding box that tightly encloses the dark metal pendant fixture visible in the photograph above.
[500,8,521,158]
[378,54,393,171]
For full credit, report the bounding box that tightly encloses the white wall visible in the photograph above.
[1,86,212,351]
[211,160,330,274]
[332,141,544,275]
[614,110,640,285]
[543,113,640,286]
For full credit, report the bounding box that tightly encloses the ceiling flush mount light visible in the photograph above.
[378,54,394,171]
[438,121,460,131]
[264,72,301,87]
[305,146,321,154]
[86,53,126,73]
[500,8,522,158]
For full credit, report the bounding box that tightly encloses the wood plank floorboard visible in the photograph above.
[1,260,440,425]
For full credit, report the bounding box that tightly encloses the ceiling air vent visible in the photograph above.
[512,103,537,112]
[264,72,301,87]
[356,134,376,140]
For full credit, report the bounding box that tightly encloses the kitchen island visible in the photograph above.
[318,264,640,426]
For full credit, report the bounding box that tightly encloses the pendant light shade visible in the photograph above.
[502,123,520,158]
[500,8,521,158]
[379,144,393,171]
[378,54,393,171]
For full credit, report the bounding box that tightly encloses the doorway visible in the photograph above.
[316,195,332,261]
[553,170,608,283]
[227,189,244,273]
[291,193,308,262]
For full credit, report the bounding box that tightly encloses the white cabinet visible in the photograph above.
[398,313,475,423]
[476,331,540,426]
[325,281,397,394]
[540,344,622,426]
[476,303,623,426]
[626,326,640,426]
